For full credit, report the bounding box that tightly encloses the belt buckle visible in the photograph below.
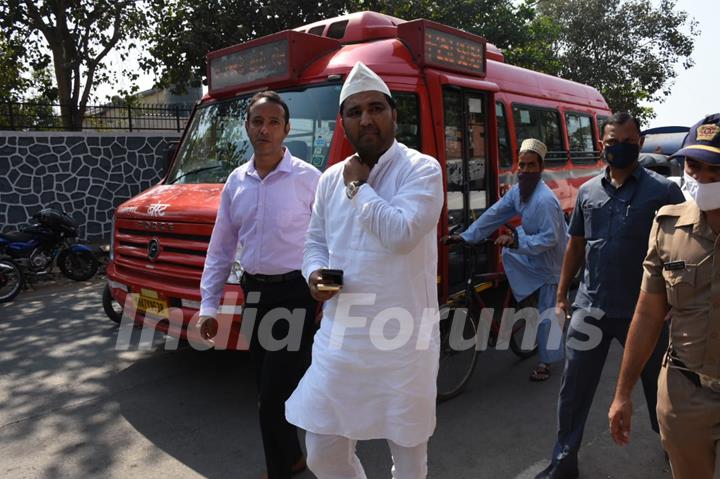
[699,374,720,393]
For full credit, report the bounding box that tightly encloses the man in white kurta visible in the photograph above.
[285,62,444,478]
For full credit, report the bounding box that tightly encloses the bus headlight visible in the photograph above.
[109,215,116,262]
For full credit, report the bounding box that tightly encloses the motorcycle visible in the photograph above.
[0,258,23,303]
[0,207,99,282]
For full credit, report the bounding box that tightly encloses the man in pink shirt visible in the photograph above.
[198,90,321,479]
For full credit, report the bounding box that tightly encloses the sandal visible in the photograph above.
[530,363,551,382]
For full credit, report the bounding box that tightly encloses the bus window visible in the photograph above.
[467,95,487,220]
[308,25,324,36]
[444,89,464,232]
[443,88,491,293]
[394,92,420,150]
[496,101,512,169]
[512,104,567,165]
[597,114,610,139]
[566,112,599,164]
[167,85,340,183]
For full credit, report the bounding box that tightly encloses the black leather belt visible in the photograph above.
[667,354,720,392]
[668,355,702,388]
[242,270,302,284]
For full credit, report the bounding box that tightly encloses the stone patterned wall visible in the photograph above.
[0,132,181,241]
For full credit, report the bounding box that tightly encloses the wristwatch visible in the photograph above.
[346,180,366,200]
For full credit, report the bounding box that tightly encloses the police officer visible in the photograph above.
[609,113,720,479]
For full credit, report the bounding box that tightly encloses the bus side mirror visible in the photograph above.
[164,141,178,176]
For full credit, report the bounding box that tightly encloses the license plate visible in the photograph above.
[136,294,168,318]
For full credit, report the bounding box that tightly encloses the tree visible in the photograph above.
[1,1,146,130]
[142,0,562,92]
[0,37,31,103]
[139,0,696,123]
[0,37,60,130]
[354,0,563,75]
[141,0,351,92]
[537,0,698,123]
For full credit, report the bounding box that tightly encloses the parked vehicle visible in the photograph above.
[0,258,23,303]
[0,207,99,282]
[102,283,124,323]
[105,12,611,347]
[640,125,689,177]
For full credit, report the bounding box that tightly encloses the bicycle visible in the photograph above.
[437,229,538,401]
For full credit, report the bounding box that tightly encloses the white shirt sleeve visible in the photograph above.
[199,177,239,317]
[352,158,444,254]
[302,172,330,282]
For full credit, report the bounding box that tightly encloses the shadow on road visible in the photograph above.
[0,280,671,478]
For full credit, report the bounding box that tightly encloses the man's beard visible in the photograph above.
[518,172,542,202]
[353,133,391,166]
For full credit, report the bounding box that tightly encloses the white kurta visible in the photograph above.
[286,141,444,447]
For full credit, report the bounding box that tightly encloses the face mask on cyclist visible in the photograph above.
[518,172,542,203]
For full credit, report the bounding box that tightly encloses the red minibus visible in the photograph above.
[105,11,611,345]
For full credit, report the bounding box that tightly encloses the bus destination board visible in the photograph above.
[424,27,485,76]
[210,39,289,93]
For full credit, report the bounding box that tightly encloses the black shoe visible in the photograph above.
[534,462,579,479]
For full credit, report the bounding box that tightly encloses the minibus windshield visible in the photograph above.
[167,84,342,184]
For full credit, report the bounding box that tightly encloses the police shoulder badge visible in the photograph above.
[696,123,720,142]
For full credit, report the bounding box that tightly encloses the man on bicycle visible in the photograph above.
[444,138,568,381]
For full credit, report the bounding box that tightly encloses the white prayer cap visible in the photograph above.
[519,138,547,160]
[339,61,391,107]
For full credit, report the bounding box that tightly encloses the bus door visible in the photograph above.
[442,87,496,294]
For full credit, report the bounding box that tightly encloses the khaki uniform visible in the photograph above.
[641,201,720,479]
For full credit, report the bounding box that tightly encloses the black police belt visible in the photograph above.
[666,348,720,393]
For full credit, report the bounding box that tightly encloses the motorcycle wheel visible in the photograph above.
[0,259,24,303]
[102,284,124,324]
[57,250,99,281]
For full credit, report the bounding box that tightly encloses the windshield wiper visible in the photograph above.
[169,165,225,184]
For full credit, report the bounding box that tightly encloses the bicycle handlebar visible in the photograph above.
[446,222,517,248]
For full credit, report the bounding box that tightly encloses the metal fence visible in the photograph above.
[1,102,195,132]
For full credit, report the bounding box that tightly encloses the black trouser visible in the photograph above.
[241,273,317,479]
[549,312,669,471]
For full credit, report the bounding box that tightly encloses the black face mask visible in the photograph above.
[518,172,542,203]
[603,142,640,169]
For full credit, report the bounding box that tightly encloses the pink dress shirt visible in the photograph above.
[200,147,320,317]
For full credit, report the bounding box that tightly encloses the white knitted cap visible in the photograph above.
[520,138,547,160]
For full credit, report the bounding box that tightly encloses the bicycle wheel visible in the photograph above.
[437,302,478,401]
[0,259,24,303]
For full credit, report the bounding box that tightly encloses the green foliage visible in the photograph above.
[0,37,59,129]
[354,0,561,71]
[536,0,698,124]
[0,37,30,103]
[1,0,147,130]
[142,0,564,95]
[141,0,351,92]
[3,0,692,129]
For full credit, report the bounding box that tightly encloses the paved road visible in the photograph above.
[0,280,671,478]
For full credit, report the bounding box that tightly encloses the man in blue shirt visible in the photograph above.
[535,112,685,479]
[444,138,568,381]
